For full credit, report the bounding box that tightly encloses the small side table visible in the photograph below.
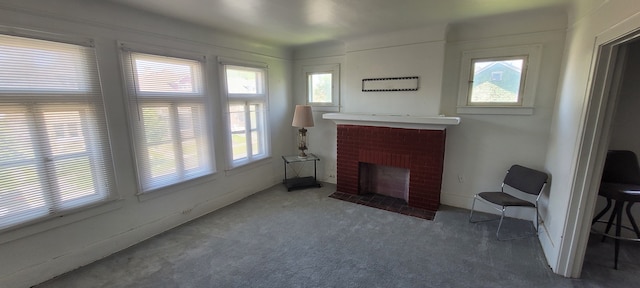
[282,153,322,191]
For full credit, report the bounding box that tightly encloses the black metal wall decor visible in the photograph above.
[362,76,419,92]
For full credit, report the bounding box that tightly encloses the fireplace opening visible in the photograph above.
[359,163,409,203]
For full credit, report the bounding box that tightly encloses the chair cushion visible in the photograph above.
[478,191,535,207]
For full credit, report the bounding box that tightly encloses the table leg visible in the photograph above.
[603,201,619,242]
[626,202,640,238]
[283,158,287,184]
[614,200,624,269]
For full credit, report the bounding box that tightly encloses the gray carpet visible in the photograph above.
[35,183,640,288]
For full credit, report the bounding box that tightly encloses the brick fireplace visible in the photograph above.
[336,125,446,213]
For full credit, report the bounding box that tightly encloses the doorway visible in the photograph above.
[560,29,640,278]
[582,39,640,274]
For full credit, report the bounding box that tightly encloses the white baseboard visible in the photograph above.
[440,192,471,209]
[538,220,558,271]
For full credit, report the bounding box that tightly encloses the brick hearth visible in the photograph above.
[336,125,446,213]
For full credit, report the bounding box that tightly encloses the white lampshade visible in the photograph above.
[292,105,314,128]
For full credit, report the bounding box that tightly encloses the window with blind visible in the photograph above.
[121,49,214,193]
[0,32,116,230]
[221,63,270,168]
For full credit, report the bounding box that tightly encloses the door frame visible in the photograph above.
[556,20,640,277]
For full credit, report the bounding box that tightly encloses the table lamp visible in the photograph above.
[292,105,314,158]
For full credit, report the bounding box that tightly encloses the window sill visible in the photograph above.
[0,198,125,245]
[225,157,273,176]
[310,105,340,112]
[456,106,534,115]
[136,172,218,202]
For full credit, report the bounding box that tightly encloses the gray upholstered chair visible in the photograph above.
[469,164,548,240]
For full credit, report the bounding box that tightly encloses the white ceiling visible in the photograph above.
[108,0,572,47]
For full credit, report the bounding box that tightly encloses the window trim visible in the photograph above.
[0,25,94,48]
[457,45,542,115]
[218,58,271,170]
[303,64,340,112]
[119,43,216,195]
[467,56,528,107]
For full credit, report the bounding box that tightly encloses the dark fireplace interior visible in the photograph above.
[359,163,409,202]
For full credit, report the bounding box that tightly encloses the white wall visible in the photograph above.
[342,25,447,116]
[542,0,640,276]
[292,25,449,183]
[293,9,568,220]
[0,1,292,287]
[440,10,567,223]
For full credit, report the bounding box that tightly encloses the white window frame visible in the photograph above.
[467,55,528,106]
[120,43,216,195]
[0,28,117,232]
[303,64,340,112]
[219,58,271,169]
[457,45,542,115]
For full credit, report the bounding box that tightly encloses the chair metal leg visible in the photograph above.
[471,198,538,240]
[602,200,620,242]
[469,195,477,222]
[535,206,539,232]
[469,195,503,225]
[496,207,506,240]
[592,197,612,225]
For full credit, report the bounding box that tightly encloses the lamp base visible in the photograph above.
[297,127,309,159]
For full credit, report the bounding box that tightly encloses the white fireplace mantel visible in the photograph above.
[322,113,461,130]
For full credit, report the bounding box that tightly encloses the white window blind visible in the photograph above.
[221,64,270,168]
[0,33,116,230]
[121,50,214,193]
